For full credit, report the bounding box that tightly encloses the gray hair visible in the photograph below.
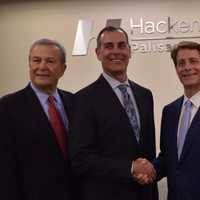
[29,38,66,64]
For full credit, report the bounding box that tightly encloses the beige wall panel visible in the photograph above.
[1,1,200,198]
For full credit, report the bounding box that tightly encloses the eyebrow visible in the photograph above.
[31,56,55,59]
[178,57,200,60]
[103,41,127,45]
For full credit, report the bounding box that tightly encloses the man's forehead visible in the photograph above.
[31,55,55,59]
[102,30,126,38]
[102,41,127,45]
[30,44,59,53]
[101,36,127,44]
[177,49,200,56]
[30,45,59,54]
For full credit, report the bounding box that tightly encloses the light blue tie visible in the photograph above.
[177,100,193,159]
[118,84,140,142]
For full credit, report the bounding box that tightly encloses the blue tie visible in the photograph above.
[177,100,192,159]
[118,84,140,142]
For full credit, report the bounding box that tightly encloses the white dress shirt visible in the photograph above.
[30,82,69,129]
[177,91,200,139]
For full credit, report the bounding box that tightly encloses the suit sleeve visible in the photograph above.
[146,90,157,160]
[153,107,167,180]
[69,93,133,183]
[0,98,21,199]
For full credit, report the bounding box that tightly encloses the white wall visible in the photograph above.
[1,0,200,199]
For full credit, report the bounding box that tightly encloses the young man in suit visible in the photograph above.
[0,38,74,200]
[69,26,158,200]
[135,41,200,200]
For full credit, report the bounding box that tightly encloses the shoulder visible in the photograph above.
[0,87,31,117]
[0,86,29,106]
[162,96,183,115]
[58,88,73,97]
[165,96,183,109]
[75,77,103,99]
[129,80,153,98]
[130,80,152,92]
[72,78,107,111]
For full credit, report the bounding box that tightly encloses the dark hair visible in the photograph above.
[29,38,66,64]
[96,26,129,49]
[171,41,200,66]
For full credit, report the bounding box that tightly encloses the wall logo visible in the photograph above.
[72,18,200,55]
[72,19,121,56]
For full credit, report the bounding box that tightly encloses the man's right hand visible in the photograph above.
[132,158,156,185]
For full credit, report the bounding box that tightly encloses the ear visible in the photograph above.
[95,47,101,61]
[95,47,99,56]
[28,62,32,70]
[61,64,67,75]
[129,45,132,58]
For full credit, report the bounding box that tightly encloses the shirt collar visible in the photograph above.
[30,82,60,105]
[183,90,200,109]
[102,72,129,90]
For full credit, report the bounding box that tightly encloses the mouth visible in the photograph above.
[36,74,50,78]
[182,73,196,78]
[110,59,123,63]
[181,73,198,81]
[108,53,127,63]
[109,56,126,64]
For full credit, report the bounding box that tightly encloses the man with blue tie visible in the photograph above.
[69,26,158,200]
[0,38,75,200]
[156,41,200,200]
[135,41,200,200]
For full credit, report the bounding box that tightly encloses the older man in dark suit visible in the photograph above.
[69,26,158,200]
[0,38,75,200]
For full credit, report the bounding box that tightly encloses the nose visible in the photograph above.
[39,60,48,69]
[111,45,122,54]
[184,61,192,70]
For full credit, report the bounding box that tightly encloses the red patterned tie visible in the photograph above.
[48,96,67,159]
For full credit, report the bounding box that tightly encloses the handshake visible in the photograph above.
[132,158,156,185]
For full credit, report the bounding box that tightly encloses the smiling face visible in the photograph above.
[29,44,66,94]
[176,48,200,97]
[96,30,131,82]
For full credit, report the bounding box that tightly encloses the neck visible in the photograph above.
[35,85,56,95]
[184,86,200,98]
[106,72,128,83]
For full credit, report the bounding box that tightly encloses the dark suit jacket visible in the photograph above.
[155,96,200,200]
[0,84,75,200]
[69,75,158,200]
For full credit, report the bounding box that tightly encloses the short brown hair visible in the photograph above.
[171,41,200,66]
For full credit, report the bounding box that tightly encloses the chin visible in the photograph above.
[183,82,200,88]
[34,81,51,87]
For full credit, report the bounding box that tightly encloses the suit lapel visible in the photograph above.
[129,82,144,129]
[129,81,153,147]
[129,82,142,140]
[58,90,71,116]
[96,75,128,115]
[168,97,183,163]
[180,105,200,162]
[96,75,140,147]
[24,85,66,159]
[24,85,52,133]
